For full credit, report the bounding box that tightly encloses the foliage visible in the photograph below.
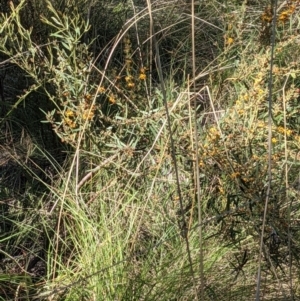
[0,0,300,300]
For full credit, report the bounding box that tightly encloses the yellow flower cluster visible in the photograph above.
[125,75,135,89]
[139,67,147,80]
[261,6,273,23]
[64,117,76,128]
[98,86,106,94]
[253,72,264,88]
[230,172,240,179]
[109,94,116,104]
[295,135,300,144]
[82,106,95,121]
[208,126,220,141]
[225,37,234,46]
[278,4,296,23]
[261,3,296,24]
[276,126,293,136]
[63,93,97,131]
[65,109,74,118]
[64,109,76,128]
[97,85,118,104]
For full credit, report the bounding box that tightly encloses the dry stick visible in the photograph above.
[146,0,153,98]
[129,0,151,104]
[77,153,119,190]
[187,83,196,233]
[190,63,236,87]
[283,75,294,299]
[152,21,198,301]
[191,0,204,300]
[255,0,278,299]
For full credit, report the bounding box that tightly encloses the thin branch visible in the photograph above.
[255,0,278,299]
[191,0,204,299]
[152,15,198,301]
[77,152,119,190]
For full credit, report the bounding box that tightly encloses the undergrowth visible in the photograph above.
[0,0,300,300]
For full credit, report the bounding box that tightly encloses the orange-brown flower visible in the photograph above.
[98,86,106,93]
[139,73,146,80]
[127,82,135,88]
[109,94,116,104]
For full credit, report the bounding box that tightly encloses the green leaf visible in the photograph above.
[61,41,71,50]
[51,16,63,26]
[50,32,66,39]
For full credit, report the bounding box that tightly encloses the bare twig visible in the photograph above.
[255,0,278,299]
[191,0,204,299]
[77,152,119,190]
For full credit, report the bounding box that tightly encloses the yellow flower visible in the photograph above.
[261,6,272,23]
[271,137,277,144]
[83,110,94,120]
[295,135,300,143]
[238,109,245,115]
[219,186,225,195]
[98,86,106,94]
[127,82,135,88]
[256,88,265,95]
[257,121,265,128]
[139,73,146,80]
[209,127,218,134]
[64,117,71,124]
[230,172,240,179]
[242,94,249,101]
[198,160,204,167]
[236,99,242,106]
[286,129,293,136]
[261,12,272,23]
[208,127,220,141]
[108,94,116,104]
[277,126,293,136]
[278,6,295,23]
[84,93,92,101]
[226,37,234,46]
[125,75,133,82]
[64,117,76,128]
[65,109,75,118]
[277,126,285,134]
